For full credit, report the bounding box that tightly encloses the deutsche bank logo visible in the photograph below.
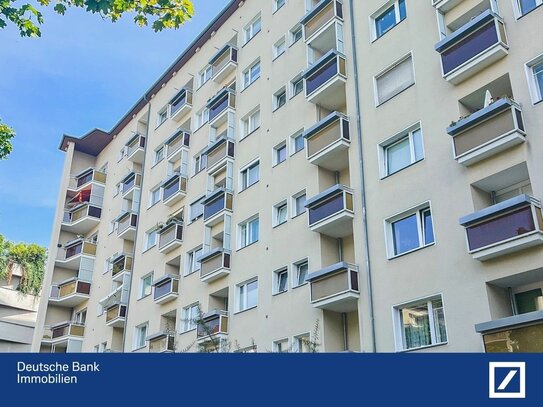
[489,362,526,399]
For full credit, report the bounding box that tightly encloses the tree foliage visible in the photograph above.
[0,0,195,37]
[0,234,47,296]
[0,118,15,160]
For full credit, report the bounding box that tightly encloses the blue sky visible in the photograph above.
[0,0,229,246]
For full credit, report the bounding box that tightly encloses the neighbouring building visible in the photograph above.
[32,0,543,353]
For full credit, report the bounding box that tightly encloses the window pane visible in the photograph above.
[278,272,287,292]
[412,129,424,161]
[297,263,308,285]
[376,56,414,104]
[296,194,306,215]
[392,214,419,255]
[432,299,447,344]
[248,163,259,186]
[277,145,286,162]
[249,218,259,243]
[375,5,396,37]
[277,205,287,224]
[386,138,411,174]
[401,303,431,349]
[247,281,258,308]
[519,0,537,14]
[423,210,434,245]
[399,0,407,20]
[294,135,304,152]
[535,62,543,100]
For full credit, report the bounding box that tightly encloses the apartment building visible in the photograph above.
[32,0,543,353]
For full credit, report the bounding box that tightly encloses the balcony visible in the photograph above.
[61,204,102,234]
[147,333,175,353]
[42,322,85,343]
[70,168,107,190]
[126,134,146,164]
[302,0,343,43]
[111,253,133,282]
[117,212,138,241]
[49,278,91,307]
[199,248,231,283]
[55,239,97,270]
[304,112,350,171]
[204,137,235,173]
[153,275,179,305]
[475,311,543,352]
[447,98,525,166]
[158,222,183,254]
[431,0,463,12]
[435,10,509,85]
[169,88,193,122]
[207,88,236,126]
[306,262,359,312]
[121,172,142,200]
[306,185,354,238]
[165,130,190,161]
[105,304,127,327]
[197,310,229,343]
[210,44,238,83]
[459,195,543,261]
[161,174,187,206]
[203,189,233,225]
[304,50,346,111]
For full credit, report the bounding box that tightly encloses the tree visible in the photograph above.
[0,118,15,160]
[0,0,195,37]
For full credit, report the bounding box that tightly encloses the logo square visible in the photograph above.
[489,362,526,399]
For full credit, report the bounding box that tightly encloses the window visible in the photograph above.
[181,303,199,332]
[240,160,260,191]
[241,107,260,139]
[198,66,212,87]
[156,108,168,127]
[293,191,307,217]
[292,333,311,353]
[140,273,153,298]
[386,204,435,258]
[372,0,406,40]
[274,201,288,227]
[380,125,424,177]
[290,24,303,45]
[291,130,305,154]
[74,309,87,324]
[375,53,415,106]
[195,108,209,129]
[273,142,287,166]
[239,216,259,248]
[99,342,107,353]
[273,87,287,110]
[273,338,289,352]
[144,229,158,251]
[97,303,104,317]
[189,196,205,222]
[108,220,116,235]
[293,260,308,287]
[186,247,203,276]
[394,295,447,351]
[243,60,261,89]
[244,14,261,44]
[273,0,286,12]
[526,55,543,104]
[290,75,304,98]
[134,323,148,350]
[237,279,258,312]
[149,187,161,208]
[193,152,207,175]
[273,36,286,59]
[154,146,164,165]
[516,0,542,16]
[118,147,126,162]
[273,267,288,294]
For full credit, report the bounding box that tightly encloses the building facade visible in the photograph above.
[32,0,543,353]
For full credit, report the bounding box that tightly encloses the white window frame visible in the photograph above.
[148,186,162,208]
[273,35,287,59]
[273,200,288,227]
[240,106,261,139]
[290,129,305,155]
[273,86,287,111]
[181,303,200,332]
[153,146,164,165]
[242,59,261,90]
[239,159,260,191]
[189,196,205,222]
[273,141,287,166]
[139,272,153,299]
[243,14,262,44]
[273,337,290,352]
[373,52,415,107]
[289,24,303,46]
[292,190,307,217]
[185,246,203,276]
[238,215,260,249]
[392,293,448,352]
[198,65,212,88]
[513,0,543,18]
[292,259,309,288]
[525,53,543,105]
[378,122,424,178]
[236,278,259,312]
[290,73,304,98]
[134,322,149,350]
[384,201,435,259]
[273,0,286,13]
[370,0,407,41]
[156,107,168,128]
[272,266,289,295]
[193,151,207,176]
[144,229,158,251]
[194,107,209,131]
[292,332,311,353]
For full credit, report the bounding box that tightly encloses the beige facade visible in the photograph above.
[33,0,543,353]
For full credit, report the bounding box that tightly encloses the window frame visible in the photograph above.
[185,246,203,276]
[293,259,309,288]
[273,141,287,166]
[148,186,162,208]
[379,122,424,178]
[242,59,261,90]
[139,272,154,299]
[373,52,415,107]
[273,35,287,59]
[134,322,149,350]
[243,14,262,45]
[289,24,303,46]
[236,278,259,313]
[273,0,286,13]
[370,0,407,41]
[273,267,289,295]
[181,303,200,333]
[513,0,543,18]
[144,229,158,252]
[273,200,288,227]
[198,65,212,88]
[238,215,260,249]
[292,190,307,217]
[189,196,205,222]
[156,107,168,128]
[241,106,261,140]
[525,53,543,105]
[239,159,260,192]
[290,129,305,155]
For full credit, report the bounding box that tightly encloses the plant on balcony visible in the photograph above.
[0,233,46,296]
[452,95,516,125]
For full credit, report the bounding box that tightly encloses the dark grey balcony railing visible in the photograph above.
[306,186,354,226]
[197,311,229,339]
[153,276,179,301]
[75,168,107,188]
[162,175,187,202]
[208,90,235,122]
[304,51,346,97]
[170,89,193,116]
[158,223,183,250]
[302,0,343,40]
[203,190,233,221]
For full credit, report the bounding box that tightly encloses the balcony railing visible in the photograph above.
[301,0,343,42]
[199,248,231,283]
[169,89,193,121]
[50,279,91,307]
[121,172,142,199]
[161,174,187,206]
[306,185,354,238]
[304,111,350,171]
[447,98,525,166]
[148,333,175,353]
[435,10,508,85]
[210,45,238,83]
[56,240,97,270]
[62,204,101,234]
[126,134,146,164]
[153,275,179,305]
[459,195,543,261]
[205,137,235,172]
[431,0,463,12]
[43,322,85,341]
[307,262,359,312]
[106,304,127,327]
[207,89,236,124]
[203,189,233,223]
[158,222,183,253]
[117,212,138,241]
[304,50,346,110]
[165,130,190,160]
[72,168,107,189]
[111,254,133,280]
[197,310,229,341]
